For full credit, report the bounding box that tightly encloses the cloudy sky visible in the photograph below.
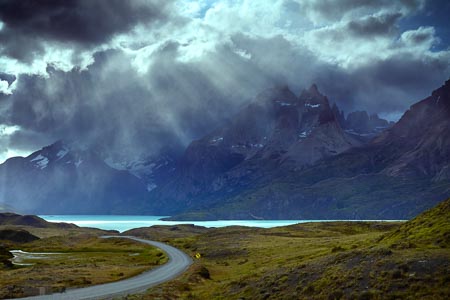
[0,0,449,163]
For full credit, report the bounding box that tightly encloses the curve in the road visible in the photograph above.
[12,236,193,300]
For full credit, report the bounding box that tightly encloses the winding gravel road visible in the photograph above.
[14,236,193,300]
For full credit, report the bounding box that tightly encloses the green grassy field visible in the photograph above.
[1,198,449,299]
[0,227,166,299]
[124,199,450,299]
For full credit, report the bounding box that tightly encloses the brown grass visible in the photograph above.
[0,231,166,299]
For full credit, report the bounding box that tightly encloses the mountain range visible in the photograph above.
[0,141,149,214]
[147,84,367,214]
[149,81,450,220]
[0,80,449,219]
[173,80,450,220]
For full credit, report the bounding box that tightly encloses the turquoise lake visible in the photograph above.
[39,215,404,232]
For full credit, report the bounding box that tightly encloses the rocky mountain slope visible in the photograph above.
[104,152,177,193]
[147,84,366,214]
[0,141,149,214]
[1,81,447,219]
[165,80,450,220]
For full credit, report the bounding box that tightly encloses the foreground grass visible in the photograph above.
[1,199,449,299]
[123,220,449,299]
[0,230,166,299]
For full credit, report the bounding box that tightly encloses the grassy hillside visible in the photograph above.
[380,198,450,248]
[125,199,450,299]
[0,229,39,243]
[1,200,449,299]
[0,212,77,229]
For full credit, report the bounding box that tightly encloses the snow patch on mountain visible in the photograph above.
[56,148,69,160]
[345,129,373,137]
[210,137,224,144]
[74,159,83,168]
[31,154,49,169]
[147,183,157,192]
[232,143,265,149]
[250,143,264,148]
[104,155,175,181]
[275,100,293,106]
[299,131,308,138]
[305,103,321,108]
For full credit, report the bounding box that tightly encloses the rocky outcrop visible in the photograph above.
[375,79,450,180]
[331,102,393,138]
[346,111,391,134]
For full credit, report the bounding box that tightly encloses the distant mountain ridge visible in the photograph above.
[146,84,368,214]
[162,80,450,220]
[0,141,149,214]
[1,81,448,219]
[331,104,394,140]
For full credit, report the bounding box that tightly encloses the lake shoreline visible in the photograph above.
[40,215,406,232]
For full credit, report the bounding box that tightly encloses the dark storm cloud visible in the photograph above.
[0,73,15,86]
[3,28,447,159]
[301,0,424,22]
[0,35,314,158]
[401,26,435,46]
[1,52,173,157]
[347,12,402,37]
[0,0,172,61]
[0,31,46,62]
[3,34,450,158]
[0,0,449,161]
[309,12,404,45]
[5,128,54,153]
[0,47,260,158]
[311,53,450,117]
[408,31,432,45]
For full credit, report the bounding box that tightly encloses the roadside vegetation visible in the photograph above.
[124,199,450,299]
[1,198,448,299]
[0,227,166,299]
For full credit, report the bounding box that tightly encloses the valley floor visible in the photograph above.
[0,226,166,299]
[1,198,449,299]
[125,221,449,299]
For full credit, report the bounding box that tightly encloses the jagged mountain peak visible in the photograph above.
[378,78,450,143]
[366,80,450,180]
[255,85,297,106]
[407,78,450,113]
[148,83,365,213]
[28,140,83,158]
[162,80,450,220]
[431,78,450,110]
[308,83,320,94]
[20,139,105,172]
[300,83,326,101]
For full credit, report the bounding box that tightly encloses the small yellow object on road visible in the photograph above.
[195,253,201,259]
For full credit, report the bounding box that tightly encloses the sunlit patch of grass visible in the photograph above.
[125,217,448,300]
[3,200,449,299]
[0,235,166,298]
